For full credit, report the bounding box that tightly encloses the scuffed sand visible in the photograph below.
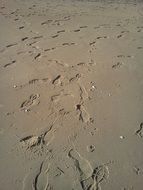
[0,0,143,189]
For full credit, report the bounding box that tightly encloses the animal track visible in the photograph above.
[20,94,40,111]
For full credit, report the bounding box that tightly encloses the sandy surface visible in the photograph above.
[0,0,143,189]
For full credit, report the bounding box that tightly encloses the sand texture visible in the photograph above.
[0,0,143,189]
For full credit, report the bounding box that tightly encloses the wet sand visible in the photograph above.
[0,0,143,189]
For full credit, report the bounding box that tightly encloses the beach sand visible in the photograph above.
[0,0,143,189]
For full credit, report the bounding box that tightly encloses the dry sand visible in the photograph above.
[0,0,143,189]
